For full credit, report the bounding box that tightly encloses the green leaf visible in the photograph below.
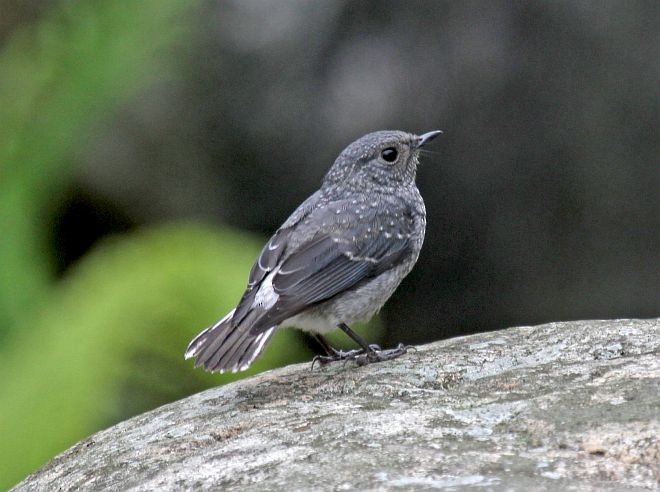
[0,0,197,336]
[0,223,311,489]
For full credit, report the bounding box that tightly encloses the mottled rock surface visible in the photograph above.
[13,319,660,491]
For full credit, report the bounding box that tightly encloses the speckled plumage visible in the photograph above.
[185,130,440,373]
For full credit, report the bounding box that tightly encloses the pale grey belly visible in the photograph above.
[281,262,413,335]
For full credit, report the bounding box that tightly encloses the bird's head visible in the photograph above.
[323,130,442,190]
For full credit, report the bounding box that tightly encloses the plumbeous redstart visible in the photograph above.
[185,130,441,373]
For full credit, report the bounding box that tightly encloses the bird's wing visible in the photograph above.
[275,230,411,302]
[247,203,415,334]
[231,192,322,327]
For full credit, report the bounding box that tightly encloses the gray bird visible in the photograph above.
[185,129,441,373]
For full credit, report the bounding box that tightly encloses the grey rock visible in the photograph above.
[13,319,660,491]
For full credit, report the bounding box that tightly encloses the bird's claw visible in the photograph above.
[310,343,410,370]
[311,349,363,370]
[354,343,410,366]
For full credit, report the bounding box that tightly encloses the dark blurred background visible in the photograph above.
[1,0,658,488]
[71,1,659,339]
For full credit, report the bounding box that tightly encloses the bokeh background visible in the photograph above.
[1,0,658,488]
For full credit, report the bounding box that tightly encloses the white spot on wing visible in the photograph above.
[253,269,280,310]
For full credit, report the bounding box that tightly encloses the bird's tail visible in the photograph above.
[184,309,276,373]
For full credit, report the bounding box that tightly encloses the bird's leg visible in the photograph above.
[311,324,409,369]
[338,323,377,353]
[315,334,341,357]
[337,323,408,366]
[311,334,365,369]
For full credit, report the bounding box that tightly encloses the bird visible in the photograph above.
[185,129,442,373]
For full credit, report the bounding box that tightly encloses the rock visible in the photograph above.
[12,319,660,491]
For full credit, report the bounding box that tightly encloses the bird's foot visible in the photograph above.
[311,348,366,369]
[311,343,409,369]
[354,343,411,366]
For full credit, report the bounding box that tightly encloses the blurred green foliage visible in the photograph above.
[0,2,212,486]
[0,223,312,489]
[0,1,383,488]
[0,0,193,335]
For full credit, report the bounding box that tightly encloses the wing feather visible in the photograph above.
[248,225,413,334]
[230,192,323,328]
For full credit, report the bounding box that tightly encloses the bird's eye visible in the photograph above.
[381,147,398,162]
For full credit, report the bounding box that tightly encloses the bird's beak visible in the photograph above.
[416,130,443,148]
